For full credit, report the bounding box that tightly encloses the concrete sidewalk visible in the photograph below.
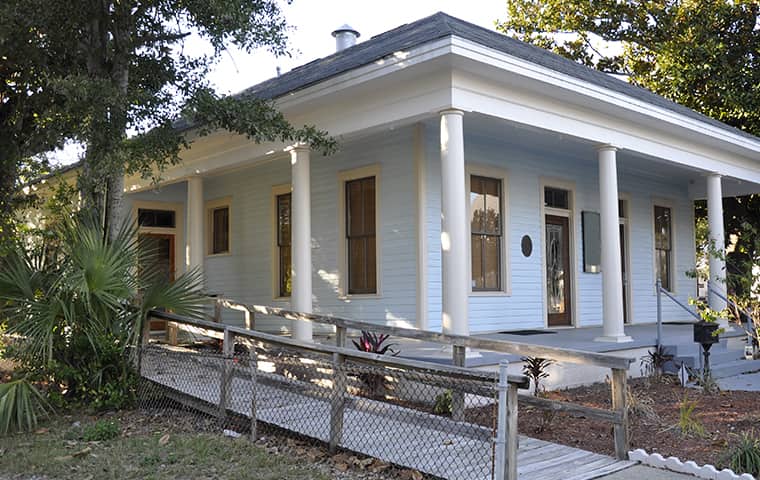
[597,465,698,479]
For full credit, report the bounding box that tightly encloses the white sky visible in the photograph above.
[52,1,506,164]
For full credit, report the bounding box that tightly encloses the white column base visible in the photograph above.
[439,345,483,359]
[594,334,634,343]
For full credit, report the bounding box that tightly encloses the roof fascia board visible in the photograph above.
[449,36,760,157]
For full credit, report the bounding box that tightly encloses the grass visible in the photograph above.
[0,416,330,480]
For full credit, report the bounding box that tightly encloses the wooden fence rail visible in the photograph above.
[167,296,636,460]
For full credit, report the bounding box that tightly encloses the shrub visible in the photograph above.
[433,390,453,415]
[721,431,760,477]
[521,357,554,396]
[675,395,705,438]
[82,419,121,441]
[352,332,398,355]
[0,378,50,435]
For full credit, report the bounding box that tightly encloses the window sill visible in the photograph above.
[339,293,383,300]
[469,291,511,298]
[272,296,291,302]
[206,252,232,258]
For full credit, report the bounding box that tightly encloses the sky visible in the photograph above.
[52,1,506,164]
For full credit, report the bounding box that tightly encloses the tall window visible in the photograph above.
[210,206,229,254]
[654,205,672,291]
[276,193,292,297]
[346,176,376,294]
[470,175,502,291]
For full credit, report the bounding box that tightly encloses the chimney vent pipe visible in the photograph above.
[332,24,360,52]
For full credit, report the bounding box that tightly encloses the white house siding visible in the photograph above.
[127,127,420,331]
[424,128,696,333]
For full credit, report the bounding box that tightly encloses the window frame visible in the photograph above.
[271,184,292,299]
[130,200,185,276]
[652,200,676,293]
[205,197,232,257]
[465,165,510,296]
[338,164,382,298]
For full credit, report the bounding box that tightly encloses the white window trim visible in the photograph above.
[205,196,232,257]
[271,184,292,300]
[618,192,633,324]
[651,197,677,294]
[539,177,578,328]
[465,164,511,297]
[338,164,382,299]
[131,200,185,276]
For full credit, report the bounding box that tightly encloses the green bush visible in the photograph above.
[433,390,453,415]
[0,378,50,435]
[82,419,121,441]
[722,431,760,477]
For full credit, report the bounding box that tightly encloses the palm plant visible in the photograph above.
[0,212,206,410]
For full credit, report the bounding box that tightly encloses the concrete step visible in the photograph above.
[711,358,760,379]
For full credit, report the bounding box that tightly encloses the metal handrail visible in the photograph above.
[707,281,757,346]
[655,280,700,349]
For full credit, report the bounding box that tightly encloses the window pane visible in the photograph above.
[277,194,291,246]
[280,245,291,296]
[138,209,176,228]
[347,180,364,236]
[471,234,483,289]
[212,207,229,254]
[484,236,500,290]
[346,176,377,294]
[470,177,485,233]
[363,178,376,234]
[618,199,627,218]
[544,187,569,209]
[656,249,671,291]
[484,179,501,235]
[366,236,377,292]
[654,206,671,250]
[348,238,367,293]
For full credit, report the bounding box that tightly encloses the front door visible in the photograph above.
[546,215,572,326]
[138,233,175,330]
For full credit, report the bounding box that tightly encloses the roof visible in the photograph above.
[228,11,757,143]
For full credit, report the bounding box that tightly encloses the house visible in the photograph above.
[122,12,760,343]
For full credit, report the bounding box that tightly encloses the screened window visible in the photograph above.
[654,205,672,291]
[210,206,229,254]
[138,209,175,228]
[470,175,502,291]
[346,176,376,294]
[544,187,569,210]
[276,193,292,297]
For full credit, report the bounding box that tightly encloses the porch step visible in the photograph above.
[662,341,746,374]
[711,358,760,379]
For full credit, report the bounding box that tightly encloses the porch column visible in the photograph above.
[186,175,204,276]
[595,146,632,343]
[440,109,469,336]
[290,144,313,342]
[707,174,729,327]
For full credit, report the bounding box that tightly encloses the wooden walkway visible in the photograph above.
[141,346,634,480]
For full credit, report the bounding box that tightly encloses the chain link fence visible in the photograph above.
[138,330,502,480]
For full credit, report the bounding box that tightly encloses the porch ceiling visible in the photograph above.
[461,113,760,199]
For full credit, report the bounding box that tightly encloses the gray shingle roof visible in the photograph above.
[237,11,758,143]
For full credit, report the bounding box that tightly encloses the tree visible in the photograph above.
[498,0,760,137]
[0,0,336,241]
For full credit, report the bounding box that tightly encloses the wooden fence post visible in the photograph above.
[218,328,234,424]
[249,341,258,442]
[494,360,518,480]
[329,351,346,453]
[611,368,629,460]
[451,345,466,422]
[335,326,347,348]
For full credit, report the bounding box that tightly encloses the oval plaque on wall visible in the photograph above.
[521,235,533,257]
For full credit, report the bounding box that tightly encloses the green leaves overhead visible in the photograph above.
[498,0,760,136]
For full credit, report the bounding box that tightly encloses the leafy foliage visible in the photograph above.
[640,345,674,379]
[0,212,206,408]
[521,356,554,396]
[82,419,121,442]
[0,378,50,435]
[498,1,760,137]
[433,390,453,416]
[352,332,399,356]
[674,395,706,438]
[721,430,760,478]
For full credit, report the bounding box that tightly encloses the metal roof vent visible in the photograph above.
[332,24,360,52]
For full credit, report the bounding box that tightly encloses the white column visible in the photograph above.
[707,174,729,328]
[440,110,469,336]
[595,146,632,343]
[290,145,313,342]
[186,175,204,276]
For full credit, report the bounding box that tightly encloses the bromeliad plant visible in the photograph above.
[0,212,206,412]
[352,331,399,356]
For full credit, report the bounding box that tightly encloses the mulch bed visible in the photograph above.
[500,376,760,468]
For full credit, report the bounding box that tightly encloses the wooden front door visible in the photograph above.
[138,233,175,330]
[546,215,572,326]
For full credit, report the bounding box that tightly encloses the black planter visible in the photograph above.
[693,321,720,346]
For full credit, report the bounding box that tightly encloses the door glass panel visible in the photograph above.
[138,234,173,283]
[546,223,566,314]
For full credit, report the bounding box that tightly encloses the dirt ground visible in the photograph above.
[506,376,760,468]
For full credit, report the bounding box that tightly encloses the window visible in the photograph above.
[470,175,502,291]
[345,176,376,294]
[276,192,292,297]
[207,200,230,255]
[138,209,175,228]
[654,205,672,291]
[544,187,569,210]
